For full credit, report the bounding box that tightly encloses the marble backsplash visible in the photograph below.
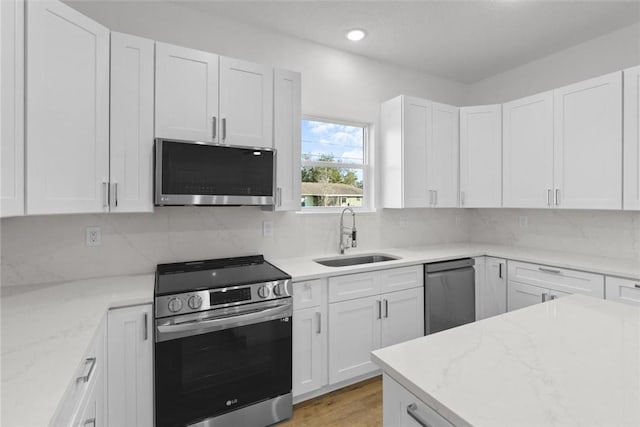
[468,209,640,262]
[0,207,470,287]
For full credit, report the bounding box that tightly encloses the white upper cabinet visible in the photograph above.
[1,0,24,217]
[502,91,554,208]
[110,32,155,213]
[459,105,502,208]
[553,72,622,210]
[219,57,273,148]
[155,42,219,143]
[381,96,431,208]
[428,102,459,207]
[26,0,110,215]
[624,66,640,210]
[274,69,301,211]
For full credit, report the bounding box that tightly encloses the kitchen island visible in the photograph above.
[372,294,640,427]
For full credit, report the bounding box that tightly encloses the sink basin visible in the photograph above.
[314,253,401,267]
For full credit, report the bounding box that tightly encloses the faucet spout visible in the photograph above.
[339,207,357,254]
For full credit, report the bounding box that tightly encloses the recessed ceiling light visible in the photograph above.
[346,29,367,42]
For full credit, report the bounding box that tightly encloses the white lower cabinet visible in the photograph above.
[507,261,604,311]
[605,276,640,307]
[107,304,153,427]
[328,285,424,385]
[51,317,107,426]
[292,279,326,398]
[383,374,453,427]
[475,257,507,320]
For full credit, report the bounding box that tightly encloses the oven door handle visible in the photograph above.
[156,302,292,341]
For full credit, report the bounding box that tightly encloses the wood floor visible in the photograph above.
[280,376,382,427]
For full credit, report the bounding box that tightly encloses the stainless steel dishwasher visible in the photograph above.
[424,258,475,335]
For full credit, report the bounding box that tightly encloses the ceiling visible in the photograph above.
[177,1,640,84]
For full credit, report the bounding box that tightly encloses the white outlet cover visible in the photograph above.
[263,221,274,237]
[86,226,102,247]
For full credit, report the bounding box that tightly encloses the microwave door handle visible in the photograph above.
[157,302,291,338]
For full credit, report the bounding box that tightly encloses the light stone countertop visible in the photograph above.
[1,274,154,427]
[371,294,640,427]
[271,243,640,281]
[1,242,638,427]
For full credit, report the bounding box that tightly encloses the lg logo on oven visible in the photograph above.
[226,399,239,407]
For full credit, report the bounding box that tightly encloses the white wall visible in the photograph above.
[0,1,469,287]
[465,22,640,104]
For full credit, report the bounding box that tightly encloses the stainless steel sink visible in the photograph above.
[314,253,400,267]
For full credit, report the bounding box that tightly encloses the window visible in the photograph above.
[301,118,369,210]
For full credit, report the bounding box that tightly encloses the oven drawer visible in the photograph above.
[507,261,604,298]
[606,276,640,306]
[293,279,322,310]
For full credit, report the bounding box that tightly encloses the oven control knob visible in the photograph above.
[188,295,202,310]
[257,285,270,299]
[273,283,286,297]
[168,297,183,313]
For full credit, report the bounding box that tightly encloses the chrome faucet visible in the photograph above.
[339,207,357,254]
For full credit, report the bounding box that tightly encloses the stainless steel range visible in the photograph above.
[154,255,293,427]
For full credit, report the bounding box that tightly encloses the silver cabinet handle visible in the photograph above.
[539,267,561,274]
[635,284,640,289]
[315,312,321,334]
[113,182,118,208]
[498,263,502,279]
[222,118,227,141]
[428,190,434,205]
[460,191,465,206]
[434,190,438,206]
[550,294,557,300]
[102,181,108,208]
[555,188,561,206]
[212,116,217,139]
[384,299,389,318]
[77,357,97,383]
[83,418,96,427]
[547,189,552,206]
[407,403,432,427]
[542,293,549,302]
[143,312,148,341]
[377,300,382,319]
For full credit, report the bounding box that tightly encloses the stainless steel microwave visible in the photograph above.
[154,138,275,206]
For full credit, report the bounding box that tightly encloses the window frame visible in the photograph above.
[299,116,373,213]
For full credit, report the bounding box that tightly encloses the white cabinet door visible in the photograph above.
[428,102,459,208]
[553,72,622,210]
[107,305,153,427]
[274,69,301,211]
[507,281,547,311]
[155,42,219,142]
[606,276,640,307]
[380,288,424,348]
[459,105,502,208]
[329,295,381,384]
[503,91,554,208]
[1,0,24,217]
[219,57,273,148]
[473,256,486,321]
[624,66,640,210]
[292,307,323,396]
[110,32,154,213]
[477,257,507,320]
[26,0,109,215]
[402,96,431,208]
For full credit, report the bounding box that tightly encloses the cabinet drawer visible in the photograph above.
[329,270,379,303]
[507,261,604,298]
[606,277,640,306]
[380,265,423,294]
[51,317,106,426]
[293,279,323,310]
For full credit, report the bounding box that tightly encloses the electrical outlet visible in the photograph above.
[262,221,274,237]
[86,226,102,247]
[519,216,528,228]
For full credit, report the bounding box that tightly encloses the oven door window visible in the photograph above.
[155,316,292,427]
